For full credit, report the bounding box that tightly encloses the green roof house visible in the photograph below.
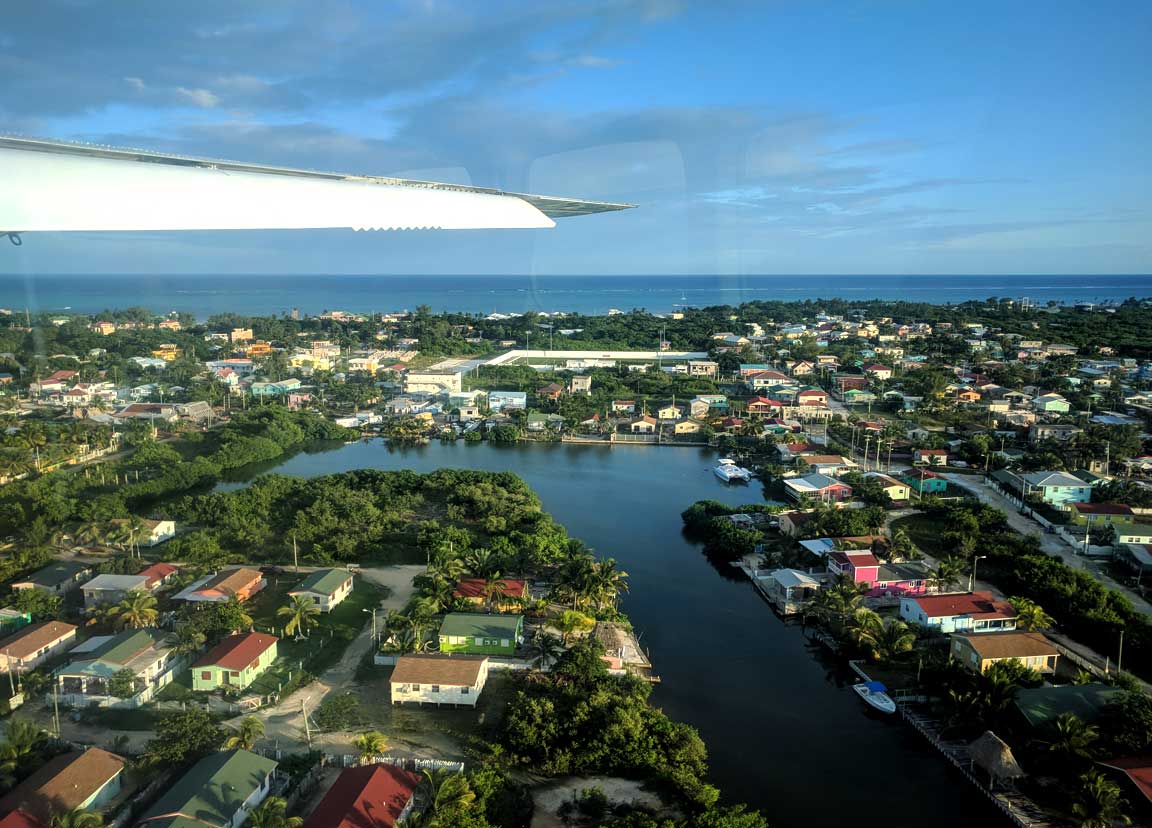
[11,561,92,595]
[1014,683,1123,730]
[287,568,354,612]
[439,613,524,656]
[137,749,278,828]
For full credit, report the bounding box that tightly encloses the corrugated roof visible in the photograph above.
[439,613,522,639]
[1098,757,1152,803]
[289,568,353,597]
[1015,683,1122,729]
[0,749,124,822]
[193,632,278,671]
[202,568,262,595]
[304,764,421,828]
[452,579,527,600]
[13,561,89,588]
[910,592,1016,620]
[955,631,1059,661]
[390,654,487,686]
[0,621,77,661]
[138,750,278,828]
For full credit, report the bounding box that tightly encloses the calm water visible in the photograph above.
[4,272,1152,318]
[218,440,999,827]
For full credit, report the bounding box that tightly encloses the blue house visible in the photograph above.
[488,390,527,412]
[1020,472,1093,508]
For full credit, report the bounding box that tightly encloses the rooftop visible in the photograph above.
[193,632,278,671]
[0,749,125,823]
[1015,683,1122,729]
[439,613,522,639]
[290,568,353,596]
[139,750,278,828]
[452,578,527,600]
[304,764,421,828]
[390,654,488,686]
[909,591,1017,620]
[954,631,1059,661]
[13,561,89,588]
[0,621,77,661]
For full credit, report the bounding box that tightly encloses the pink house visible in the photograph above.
[827,549,932,599]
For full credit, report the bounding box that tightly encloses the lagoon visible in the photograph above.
[218,439,997,827]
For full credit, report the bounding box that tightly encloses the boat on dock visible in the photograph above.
[853,681,897,714]
[714,458,752,483]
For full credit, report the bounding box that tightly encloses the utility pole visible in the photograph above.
[302,699,312,747]
[1118,628,1125,674]
[52,686,61,737]
[293,534,299,572]
[5,651,14,697]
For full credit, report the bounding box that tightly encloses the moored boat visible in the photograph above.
[852,680,897,714]
[714,458,753,483]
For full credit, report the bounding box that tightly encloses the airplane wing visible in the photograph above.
[0,136,633,234]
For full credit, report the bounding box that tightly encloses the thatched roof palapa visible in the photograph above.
[969,730,1025,786]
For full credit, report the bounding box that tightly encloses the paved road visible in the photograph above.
[941,473,1152,615]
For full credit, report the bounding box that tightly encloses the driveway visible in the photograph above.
[941,473,1152,615]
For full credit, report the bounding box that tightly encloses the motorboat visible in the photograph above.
[852,680,897,714]
[714,458,753,483]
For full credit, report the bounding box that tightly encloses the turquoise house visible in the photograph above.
[901,468,948,495]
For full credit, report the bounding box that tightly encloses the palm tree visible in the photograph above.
[1047,713,1100,763]
[481,575,509,611]
[169,626,207,657]
[48,809,103,828]
[1071,769,1131,828]
[249,797,302,828]
[353,731,389,763]
[277,595,321,639]
[529,631,564,670]
[930,556,965,592]
[0,719,44,786]
[224,716,265,751]
[420,770,476,820]
[805,573,864,630]
[465,548,497,579]
[555,555,597,611]
[75,521,107,548]
[108,591,158,630]
[1010,596,1055,631]
[847,609,916,661]
[889,527,915,561]
[554,610,594,645]
[592,559,629,611]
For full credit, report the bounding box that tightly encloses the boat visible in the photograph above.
[852,681,897,714]
[714,458,753,483]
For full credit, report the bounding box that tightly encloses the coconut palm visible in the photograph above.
[847,608,916,661]
[108,590,158,630]
[930,556,966,592]
[224,716,265,751]
[1071,769,1131,828]
[555,554,598,611]
[75,521,107,548]
[48,809,103,828]
[481,575,509,611]
[464,548,498,579]
[420,770,476,819]
[804,573,864,630]
[169,626,207,657]
[1047,713,1100,763]
[529,631,565,670]
[1010,596,1055,631]
[277,595,321,639]
[0,719,45,785]
[353,731,389,763]
[592,558,629,611]
[249,797,302,828]
[554,610,595,646]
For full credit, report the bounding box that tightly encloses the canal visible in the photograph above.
[219,439,999,827]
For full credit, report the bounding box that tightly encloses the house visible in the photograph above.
[404,370,463,394]
[55,629,178,706]
[0,748,125,824]
[1029,423,1083,444]
[746,397,783,415]
[138,750,278,828]
[777,510,816,537]
[783,473,853,504]
[673,419,705,435]
[137,562,179,589]
[795,454,856,476]
[630,416,658,434]
[537,383,564,400]
[795,387,829,407]
[862,363,892,381]
[899,592,1017,634]
[951,632,1060,675]
[688,398,711,418]
[82,574,151,611]
[174,568,265,603]
[611,400,636,414]
[390,654,490,707]
[1096,757,1152,812]
[288,569,355,612]
[867,560,933,600]
[10,561,92,595]
[488,390,527,412]
[438,613,523,656]
[106,518,175,547]
[304,763,422,828]
[956,389,982,404]
[827,549,880,585]
[762,569,821,615]
[842,389,877,406]
[1019,471,1093,508]
[900,467,948,495]
[453,578,528,610]
[1032,393,1071,413]
[657,403,683,420]
[788,360,815,376]
[1014,683,1122,730]
[569,375,592,395]
[192,632,279,691]
[0,621,78,674]
[1069,502,1138,527]
[863,472,911,502]
[688,360,719,377]
[913,448,948,466]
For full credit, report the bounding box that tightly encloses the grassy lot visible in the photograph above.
[889,513,945,558]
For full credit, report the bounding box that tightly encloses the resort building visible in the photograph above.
[0,748,126,824]
[192,632,279,692]
[288,569,355,612]
[951,632,1060,675]
[390,654,490,707]
[438,613,523,656]
[138,750,278,828]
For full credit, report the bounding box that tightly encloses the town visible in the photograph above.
[0,297,1151,828]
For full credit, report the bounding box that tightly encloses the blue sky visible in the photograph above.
[1,0,1150,275]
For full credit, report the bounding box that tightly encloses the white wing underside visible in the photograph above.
[0,137,632,233]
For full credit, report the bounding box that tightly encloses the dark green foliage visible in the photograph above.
[145,709,223,766]
[312,693,361,731]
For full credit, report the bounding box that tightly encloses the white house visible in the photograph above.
[138,750,278,828]
[82,574,151,610]
[287,569,354,613]
[390,654,489,707]
[109,518,176,547]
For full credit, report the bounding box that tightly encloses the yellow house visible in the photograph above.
[673,419,705,435]
[151,344,181,362]
[246,341,272,358]
[289,352,334,372]
[93,322,116,336]
[951,632,1060,675]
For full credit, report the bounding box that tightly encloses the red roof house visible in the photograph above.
[193,632,279,672]
[1098,757,1152,804]
[304,764,422,828]
[900,591,1017,634]
[137,562,179,589]
[453,578,528,603]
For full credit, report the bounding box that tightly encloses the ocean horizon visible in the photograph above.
[2,273,1151,318]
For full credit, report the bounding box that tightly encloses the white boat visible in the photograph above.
[714,458,753,483]
[853,681,897,714]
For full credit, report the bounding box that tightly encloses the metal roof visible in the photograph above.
[0,135,633,220]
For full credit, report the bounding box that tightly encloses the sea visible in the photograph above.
[2,273,1151,318]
